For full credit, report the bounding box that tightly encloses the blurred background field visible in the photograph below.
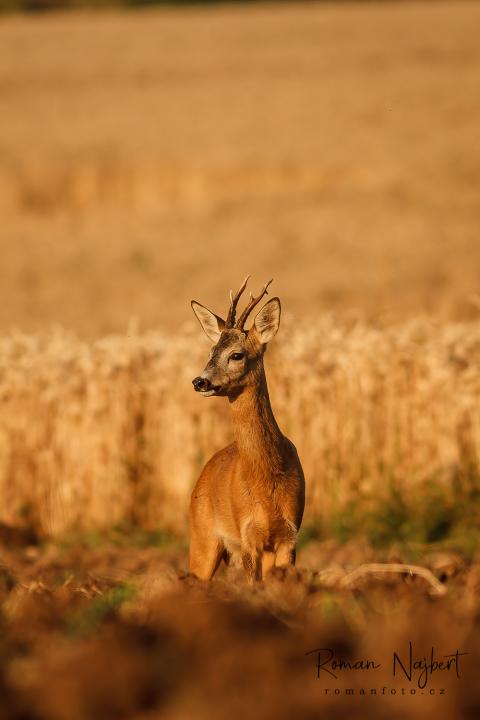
[0,2,480,717]
[0,0,479,334]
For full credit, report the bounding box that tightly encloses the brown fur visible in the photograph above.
[189,285,305,582]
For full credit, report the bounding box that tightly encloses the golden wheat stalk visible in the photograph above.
[0,317,478,536]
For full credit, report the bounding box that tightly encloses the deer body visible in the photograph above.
[189,278,305,582]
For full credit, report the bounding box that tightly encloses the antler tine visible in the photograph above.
[226,275,250,328]
[235,279,273,330]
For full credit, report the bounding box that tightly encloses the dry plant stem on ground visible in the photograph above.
[339,563,447,597]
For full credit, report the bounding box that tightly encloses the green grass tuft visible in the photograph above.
[299,472,480,559]
[64,582,136,637]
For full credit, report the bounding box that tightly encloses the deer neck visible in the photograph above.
[228,367,283,473]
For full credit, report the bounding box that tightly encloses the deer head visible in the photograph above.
[191,277,281,398]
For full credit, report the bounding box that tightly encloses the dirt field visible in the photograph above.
[0,535,479,720]
[0,1,480,717]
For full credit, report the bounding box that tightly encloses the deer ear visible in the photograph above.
[253,297,281,344]
[191,301,225,343]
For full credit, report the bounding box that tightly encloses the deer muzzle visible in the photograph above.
[192,376,222,396]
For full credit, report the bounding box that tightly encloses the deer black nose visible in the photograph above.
[192,376,211,392]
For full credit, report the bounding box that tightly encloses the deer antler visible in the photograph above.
[225,275,250,328]
[235,279,273,330]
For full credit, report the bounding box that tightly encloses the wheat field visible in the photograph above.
[0,317,479,544]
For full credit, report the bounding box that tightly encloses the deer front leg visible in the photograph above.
[241,519,264,583]
[262,550,276,578]
[275,541,296,568]
[189,528,224,581]
[274,519,298,569]
[241,549,262,583]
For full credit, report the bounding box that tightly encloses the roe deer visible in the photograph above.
[190,277,305,582]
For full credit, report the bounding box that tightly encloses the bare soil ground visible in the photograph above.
[1,538,479,720]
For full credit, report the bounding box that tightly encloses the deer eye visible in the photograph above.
[230,352,245,362]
